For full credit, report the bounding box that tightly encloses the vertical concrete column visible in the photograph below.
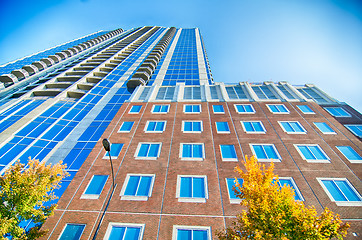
[195,28,208,85]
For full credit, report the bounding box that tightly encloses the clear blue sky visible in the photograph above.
[1,0,361,112]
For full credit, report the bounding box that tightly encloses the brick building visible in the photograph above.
[0,26,361,239]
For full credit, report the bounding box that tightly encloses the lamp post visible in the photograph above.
[102,138,115,191]
[92,138,117,240]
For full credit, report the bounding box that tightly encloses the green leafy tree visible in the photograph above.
[216,155,349,240]
[0,159,68,239]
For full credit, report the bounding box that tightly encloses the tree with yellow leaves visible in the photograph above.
[216,155,349,240]
[0,159,68,239]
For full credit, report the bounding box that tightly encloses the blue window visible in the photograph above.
[105,223,144,240]
[145,121,166,133]
[174,227,211,240]
[184,86,201,100]
[313,122,336,134]
[177,175,208,202]
[226,85,249,100]
[135,143,161,159]
[336,146,362,162]
[278,121,306,134]
[119,121,134,133]
[215,122,230,133]
[104,143,123,158]
[212,105,224,114]
[267,104,289,113]
[129,105,142,114]
[226,178,243,203]
[82,175,108,199]
[59,224,85,240]
[180,143,204,160]
[220,145,238,161]
[138,87,151,101]
[297,105,314,114]
[345,125,362,137]
[184,104,201,113]
[250,144,281,162]
[252,85,278,100]
[318,178,362,206]
[295,144,330,162]
[241,121,266,133]
[183,121,202,133]
[276,178,304,201]
[234,104,255,113]
[152,104,169,113]
[156,86,175,100]
[120,174,155,200]
[324,107,351,117]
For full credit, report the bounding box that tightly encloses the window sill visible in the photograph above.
[229,198,242,204]
[180,158,204,161]
[80,194,100,200]
[222,158,238,162]
[244,132,266,134]
[135,157,158,160]
[304,159,330,163]
[177,197,206,203]
[257,159,281,163]
[334,201,362,207]
[121,195,149,201]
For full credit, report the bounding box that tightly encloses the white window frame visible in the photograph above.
[182,120,203,133]
[212,105,225,114]
[296,105,315,114]
[345,124,362,137]
[129,105,142,114]
[144,121,167,133]
[324,107,351,117]
[172,225,212,240]
[120,174,155,201]
[250,144,282,162]
[219,145,238,162]
[277,177,304,201]
[134,142,162,160]
[176,175,208,203]
[225,178,243,204]
[215,121,230,134]
[118,121,134,133]
[313,122,336,135]
[151,104,170,114]
[266,104,290,114]
[336,146,362,163]
[234,104,255,114]
[183,104,201,114]
[278,121,307,134]
[179,143,205,161]
[294,144,330,163]
[317,178,362,206]
[103,223,145,240]
[81,175,109,199]
[241,121,266,134]
[58,223,86,240]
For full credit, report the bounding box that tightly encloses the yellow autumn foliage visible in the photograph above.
[0,158,68,239]
[216,155,349,240]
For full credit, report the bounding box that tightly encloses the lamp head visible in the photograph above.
[102,138,111,152]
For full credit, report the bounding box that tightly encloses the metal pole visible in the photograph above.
[109,154,115,191]
[92,145,116,240]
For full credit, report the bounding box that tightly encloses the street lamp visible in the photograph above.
[102,138,115,190]
[92,138,117,240]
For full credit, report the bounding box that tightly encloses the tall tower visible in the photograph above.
[0,27,361,239]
